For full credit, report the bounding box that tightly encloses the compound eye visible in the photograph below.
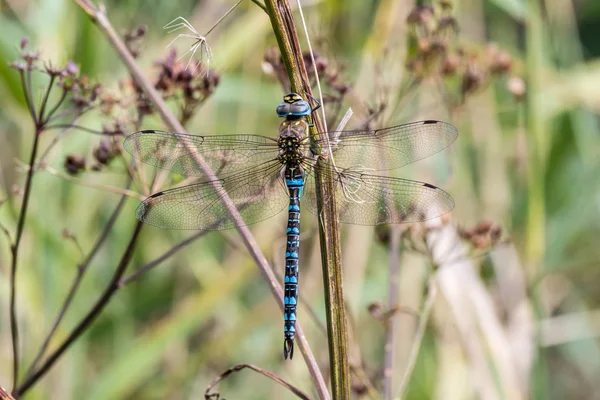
[290,102,309,114]
[277,103,290,116]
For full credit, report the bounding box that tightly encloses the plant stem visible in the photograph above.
[262,0,349,397]
[38,75,55,124]
[15,221,144,396]
[120,229,208,286]
[525,0,546,270]
[384,227,401,399]
[397,279,437,399]
[10,129,41,392]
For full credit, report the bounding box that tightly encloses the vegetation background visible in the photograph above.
[1,0,600,399]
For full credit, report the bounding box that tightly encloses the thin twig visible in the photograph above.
[205,364,310,400]
[206,0,244,36]
[120,229,207,286]
[16,221,144,396]
[45,124,106,135]
[251,0,267,12]
[37,75,56,124]
[384,227,402,400]
[19,70,37,125]
[42,165,144,200]
[43,87,68,122]
[24,179,131,377]
[396,278,437,399]
[9,130,41,391]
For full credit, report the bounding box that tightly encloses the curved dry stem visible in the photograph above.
[205,364,310,400]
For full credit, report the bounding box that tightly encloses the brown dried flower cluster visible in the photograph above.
[10,32,219,177]
[154,48,220,125]
[458,221,503,249]
[406,1,524,102]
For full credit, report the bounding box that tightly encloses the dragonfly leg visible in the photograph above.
[304,92,321,113]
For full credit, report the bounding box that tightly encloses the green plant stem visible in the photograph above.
[262,0,349,398]
[37,75,55,124]
[9,129,41,392]
[71,1,329,399]
[525,0,546,270]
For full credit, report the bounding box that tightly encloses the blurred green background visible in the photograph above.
[1,0,600,399]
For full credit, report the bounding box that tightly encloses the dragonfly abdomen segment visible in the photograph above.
[283,164,305,360]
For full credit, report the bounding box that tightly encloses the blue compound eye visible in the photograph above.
[290,101,310,116]
[276,103,290,116]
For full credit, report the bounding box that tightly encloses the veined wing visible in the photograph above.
[137,161,287,230]
[313,120,457,171]
[302,164,454,225]
[124,130,280,177]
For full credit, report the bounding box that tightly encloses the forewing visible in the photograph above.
[124,130,279,177]
[137,161,288,230]
[302,165,454,225]
[315,120,457,171]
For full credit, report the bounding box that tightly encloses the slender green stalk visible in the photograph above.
[9,128,41,392]
[525,0,546,269]
[263,1,350,398]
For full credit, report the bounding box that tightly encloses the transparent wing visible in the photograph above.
[123,130,280,177]
[302,163,454,225]
[136,161,288,230]
[314,120,457,171]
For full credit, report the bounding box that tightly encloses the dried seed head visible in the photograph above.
[458,221,503,249]
[367,302,384,319]
[64,154,86,175]
[164,16,213,77]
[8,61,26,71]
[487,44,512,74]
[65,61,79,76]
[441,53,461,75]
[439,0,453,10]
[93,139,115,165]
[44,61,65,77]
[507,76,526,100]
[437,16,459,38]
[407,5,435,26]
[461,62,485,96]
[351,383,368,396]
[16,50,40,71]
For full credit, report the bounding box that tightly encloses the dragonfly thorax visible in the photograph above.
[278,118,309,167]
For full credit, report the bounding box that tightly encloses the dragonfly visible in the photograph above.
[123,93,457,359]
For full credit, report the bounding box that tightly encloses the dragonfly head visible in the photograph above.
[276,93,311,118]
